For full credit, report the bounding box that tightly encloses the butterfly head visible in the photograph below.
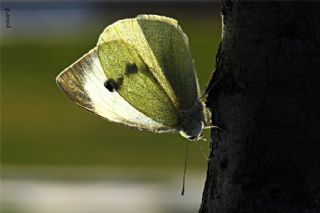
[179,121,204,141]
[178,100,206,141]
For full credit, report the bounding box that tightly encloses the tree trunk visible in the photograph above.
[200,1,320,213]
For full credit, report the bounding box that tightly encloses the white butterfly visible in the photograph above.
[56,14,208,140]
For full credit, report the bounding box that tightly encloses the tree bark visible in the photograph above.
[200,1,320,213]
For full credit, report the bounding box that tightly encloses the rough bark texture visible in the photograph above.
[200,1,320,213]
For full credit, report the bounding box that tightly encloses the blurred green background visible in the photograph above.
[1,1,221,212]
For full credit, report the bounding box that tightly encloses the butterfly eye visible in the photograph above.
[188,135,197,141]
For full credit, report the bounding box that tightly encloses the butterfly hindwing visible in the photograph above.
[136,15,200,110]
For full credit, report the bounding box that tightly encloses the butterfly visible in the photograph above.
[56,14,209,141]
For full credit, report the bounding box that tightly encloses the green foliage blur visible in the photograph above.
[1,3,221,173]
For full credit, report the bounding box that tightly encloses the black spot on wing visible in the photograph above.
[104,79,116,92]
[125,63,138,75]
[104,77,124,92]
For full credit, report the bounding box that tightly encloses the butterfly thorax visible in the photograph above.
[178,100,205,140]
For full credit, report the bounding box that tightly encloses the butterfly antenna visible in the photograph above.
[198,93,206,100]
[181,140,190,196]
[203,125,222,130]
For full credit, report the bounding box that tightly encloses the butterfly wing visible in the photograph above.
[98,39,178,127]
[136,15,201,110]
[56,48,176,133]
[57,15,205,137]
[97,14,203,126]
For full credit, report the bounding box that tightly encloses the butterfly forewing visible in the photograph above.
[56,49,175,133]
[98,40,178,127]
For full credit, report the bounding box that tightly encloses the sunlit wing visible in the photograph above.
[56,48,176,133]
[98,15,201,112]
[98,40,178,127]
